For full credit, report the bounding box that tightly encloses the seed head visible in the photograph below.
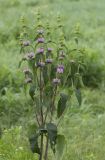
[26,52,35,60]
[52,78,61,85]
[25,78,32,84]
[37,62,45,67]
[23,68,31,75]
[22,41,30,46]
[37,29,44,34]
[45,58,53,64]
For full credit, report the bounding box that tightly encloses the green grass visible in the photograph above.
[0,0,105,159]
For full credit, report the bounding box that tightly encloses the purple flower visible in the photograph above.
[23,68,31,75]
[37,38,44,43]
[57,65,64,74]
[37,48,44,54]
[47,48,53,52]
[22,41,30,46]
[26,52,35,60]
[25,78,32,84]
[37,29,44,34]
[52,78,60,85]
[37,62,45,67]
[45,58,53,64]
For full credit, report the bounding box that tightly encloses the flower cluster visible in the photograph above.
[57,65,64,74]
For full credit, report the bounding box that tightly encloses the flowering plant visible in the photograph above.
[19,11,82,160]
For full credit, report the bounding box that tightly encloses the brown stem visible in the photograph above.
[35,112,41,126]
[40,68,44,124]
[44,136,49,160]
[39,133,44,160]
[50,85,57,122]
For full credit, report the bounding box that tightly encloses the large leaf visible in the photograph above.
[46,123,57,154]
[29,134,40,154]
[29,84,36,100]
[57,93,68,118]
[75,89,82,106]
[56,134,66,160]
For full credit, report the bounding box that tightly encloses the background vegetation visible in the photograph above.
[0,0,105,159]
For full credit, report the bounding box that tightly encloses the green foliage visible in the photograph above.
[0,127,38,160]
[0,0,105,159]
[57,93,68,118]
[56,134,66,160]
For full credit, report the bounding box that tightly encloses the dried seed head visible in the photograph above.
[37,29,44,34]
[45,58,53,64]
[26,52,35,60]
[25,78,32,84]
[22,41,30,46]
[23,68,31,74]
[53,78,61,85]
[37,61,45,67]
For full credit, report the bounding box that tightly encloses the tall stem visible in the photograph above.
[39,133,44,160]
[40,67,44,124]
[44,136,49,160]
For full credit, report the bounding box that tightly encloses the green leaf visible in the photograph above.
[57,93,68,118]
[56,134,66,160]
[75,89,82,106]
[29,134,40,154]
[18,59,24,68]
[29,84,35,100]
[46,123,57,154]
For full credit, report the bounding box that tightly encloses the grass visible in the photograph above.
[0,0,105,159]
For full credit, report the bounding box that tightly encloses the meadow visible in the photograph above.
[0,0,105,159]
